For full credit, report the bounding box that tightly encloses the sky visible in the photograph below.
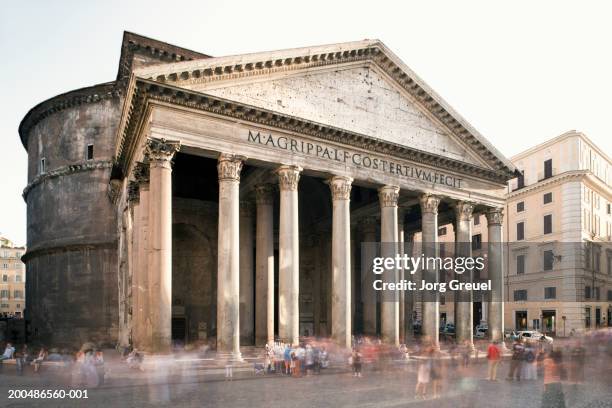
[1,0,611,246]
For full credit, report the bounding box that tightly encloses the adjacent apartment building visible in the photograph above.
[504,131,611,336]
[433,131,611,337]
[0,237,26,317]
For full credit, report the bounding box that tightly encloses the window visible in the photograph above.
[2,275,6,282]
[585,307,591,328]
[15,274,21,283]
[517,171,525,189]
[608,290,612,301]
[544,159,553,179]
[16,304,21,310]
[438,227,447,236]
[607,203,611,215]
[544,287,556,299]
[13,290,23,299]
[40,157,46,174]
[517,254,525,274]
[585,286,591,299]
[514,290,528,301]
[1,264,7,269]
[543,192,553,204]
[86,144,94,160]
[471,234,482,250]
[594,287,600,301]
[0,304,8,309]
[473,215,480,226]
[543,250,554,271]
[517,201,525,212]
[517,222,525,241]
[544,215,552,234]
[0,290,8,299]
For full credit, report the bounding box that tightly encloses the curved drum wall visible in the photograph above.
[23,94,121,347]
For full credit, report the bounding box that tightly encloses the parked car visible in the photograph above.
[440,323,455,336]
[474,327,488,339]
[516,330,553,344]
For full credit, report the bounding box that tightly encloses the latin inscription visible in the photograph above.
[247,130,463,188]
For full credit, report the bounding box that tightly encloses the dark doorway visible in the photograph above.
[172,317,187,344]
[473,302,482,327]
[542,310,556,335]
[515,311,528,330]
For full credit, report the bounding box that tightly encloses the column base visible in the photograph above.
[216,351,244,363]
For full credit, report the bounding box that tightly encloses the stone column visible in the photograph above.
[216,154,245,360]
[397,208,406,344]
[379,185,400,346]
[404,231,416,343]
[146,138,180,352]
[133,162,150,350]
[486,208,505,344]
[361,217,378,336]
[329,176,352,348]
[277,165,301,346]
[239,200,255,345]
[454,201,475,349]
[420,193,441,349]
[127,180,141,348]
[255,184,275,346]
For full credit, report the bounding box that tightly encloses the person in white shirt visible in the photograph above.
[0,343,15,360]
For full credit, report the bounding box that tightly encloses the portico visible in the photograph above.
[115,40,515,353]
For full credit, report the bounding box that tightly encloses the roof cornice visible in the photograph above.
[133,41,515,175]
[506,170,588,199]
[115,78,514,185]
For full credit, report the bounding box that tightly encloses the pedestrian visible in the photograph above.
[352,348,362,377]
[506,339,524,381]
[94,350,105,385]
[486,340,501,381]
[430,350,443,399]
[461,340,471,368]
[305,344,314,375]
[541,349,566,408]
[293,350,302,377]
[522,342,538,380]
[16,344,30,375]
[0,342,15,361]
[284,344,292,375]
[225,362,233,381]
[33,347,48,373]
[415,348,431,399]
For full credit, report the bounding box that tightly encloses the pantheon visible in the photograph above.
[19,32,516,356]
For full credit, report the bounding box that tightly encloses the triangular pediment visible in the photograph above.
[133,40,515,174]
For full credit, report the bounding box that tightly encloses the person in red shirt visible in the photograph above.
[487,340,501,381]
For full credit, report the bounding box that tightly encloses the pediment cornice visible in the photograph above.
[133,40,515,176]
[114,78,514,185]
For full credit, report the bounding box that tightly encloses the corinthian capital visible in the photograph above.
[328,176,352,201]
[217,154,245,182]
[276,165,302,191]
[378,185,400,208]
[255,184,275,205]
[419,193,440,215]
[145,138,181,167]
[455,201,475,222]
[485,207,504,225]
[133,162,150,185]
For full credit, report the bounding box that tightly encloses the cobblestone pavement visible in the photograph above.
[0,357,610,408]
